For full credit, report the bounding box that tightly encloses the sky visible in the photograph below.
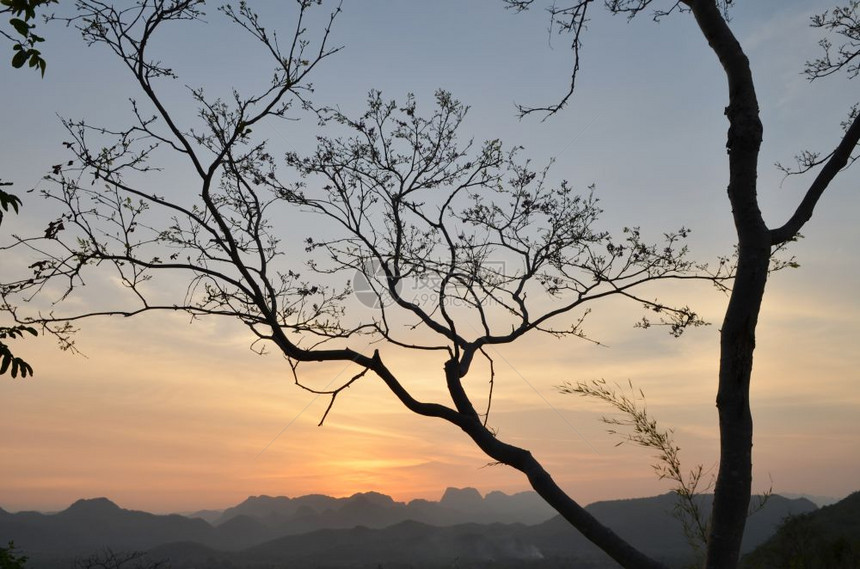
[1,1,858,514]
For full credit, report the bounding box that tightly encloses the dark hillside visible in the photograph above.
[743,491,860,569]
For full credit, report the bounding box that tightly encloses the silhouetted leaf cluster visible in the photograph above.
[1,0,56,75]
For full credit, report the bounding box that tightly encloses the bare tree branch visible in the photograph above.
[771,110,860,244]
[806,1,860,80]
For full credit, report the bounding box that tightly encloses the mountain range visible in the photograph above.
[0,489,827,568]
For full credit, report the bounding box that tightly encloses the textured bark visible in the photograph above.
[688,2,767,568]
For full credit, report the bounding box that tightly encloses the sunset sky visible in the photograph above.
[1,1,858,515]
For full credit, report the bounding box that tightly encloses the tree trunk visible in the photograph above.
[688,2,768,568]
[708,241,769,569]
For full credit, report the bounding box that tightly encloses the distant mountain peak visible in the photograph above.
[346,491,396,506]
[440,487,483,509]
[63,497,122,515]
[777,492,841,507]
[243,495,287,504]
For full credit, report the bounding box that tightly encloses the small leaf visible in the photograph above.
[11,49,28,68]
[0,190,22,214]
[9,18,31,37]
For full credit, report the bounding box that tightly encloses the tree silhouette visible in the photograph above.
[1,2,858,569]
[0,541,28,569]
[72,550,168,569]
[0,1,727,568]
[1,182,36,378]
